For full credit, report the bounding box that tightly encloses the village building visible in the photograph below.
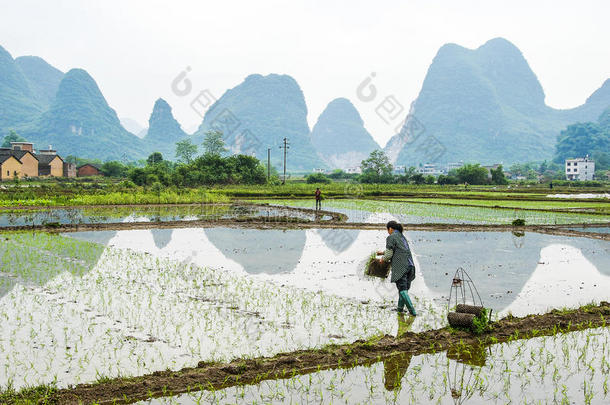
[63,162,77,178]
[1,144,39,179]
[0,142,77,179]
[77,163,102,177]
[445,161,464,173]
[2,143,40,179]
[565,157,595,181]
[0,154,22,180]
[8,150,38,178]
[37,148,64,177]
[418,163,443,176]
[9,142,34,152]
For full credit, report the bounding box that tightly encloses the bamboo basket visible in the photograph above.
[447,312,475,328]
[455,304,485,318]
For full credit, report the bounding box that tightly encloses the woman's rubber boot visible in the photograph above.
[394,295,405,312]
[399,290,417,316]
[393,293,405,312]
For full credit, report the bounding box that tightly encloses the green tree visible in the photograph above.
[490,165,508,185]
[175,138,198,163]
[101,161,129,177]
[509,162,531,177]
[437,174,459,185]
[228,155,267,184]
[424,175,435,184]
[411,173,425,184]
[147,152,164,166]
[328,169,346,179]
[172,153,266,186]
[592,151,610,171]
[554,122,609,163]
[361,150,393,175]
[150,181,164,197]
[539,160,548,173]
[1,130,26,148]
[396,166,417,184]
[454,164,489,185]
[203,130,228,156]
[65,155,103,167]
[128,168,147,186]
[360,150,394,183]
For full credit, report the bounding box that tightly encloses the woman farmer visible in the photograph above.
[377,220,417,315]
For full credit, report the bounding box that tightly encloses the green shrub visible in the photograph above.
[306,173,331,184]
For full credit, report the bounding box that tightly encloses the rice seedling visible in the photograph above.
[139,327,610,404]
[258,198,610,225]
[0,194,607,403]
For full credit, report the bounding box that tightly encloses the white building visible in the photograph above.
[565,157,595,181]
[418,163,442,176]
[345,166,362,174]
[445,161,464,174]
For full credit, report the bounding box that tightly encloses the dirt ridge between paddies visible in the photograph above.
[4,220,609,241]
[33,302,610,405]
[383,198,610,215]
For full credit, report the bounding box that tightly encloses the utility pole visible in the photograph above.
[279,137,289,185]
[267,148,271,180]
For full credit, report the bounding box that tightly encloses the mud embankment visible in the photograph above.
[2,220,608,241]
[52,302,610,405]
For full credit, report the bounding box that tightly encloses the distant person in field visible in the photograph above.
[377,221,417,315]
[315,187,322,210]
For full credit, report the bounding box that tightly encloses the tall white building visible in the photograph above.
[565,157,595,181]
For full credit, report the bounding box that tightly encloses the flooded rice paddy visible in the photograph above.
[0,204,329,228]
[140,326,610,404]
[264,198,610,225]
[1,224,608,392]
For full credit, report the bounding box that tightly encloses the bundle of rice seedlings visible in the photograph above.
[364,252,391,278]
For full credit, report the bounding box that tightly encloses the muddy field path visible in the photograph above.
[51,303,610,405]
[3,219,608,241]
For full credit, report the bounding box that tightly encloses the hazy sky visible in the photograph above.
[1,0,609,146]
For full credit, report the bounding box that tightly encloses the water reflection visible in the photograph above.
[140,327,610,405]
[65,228,610,318]
[0,205,319,227]
[383,352,413,391]
[383,314,415,391]
[0,231,115,300]
[413,231,610,314]
[446,344,489,404]
[564,226,610,234]
[315,228,360,254]
[204,228,306,274]
[151,229,173,250]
